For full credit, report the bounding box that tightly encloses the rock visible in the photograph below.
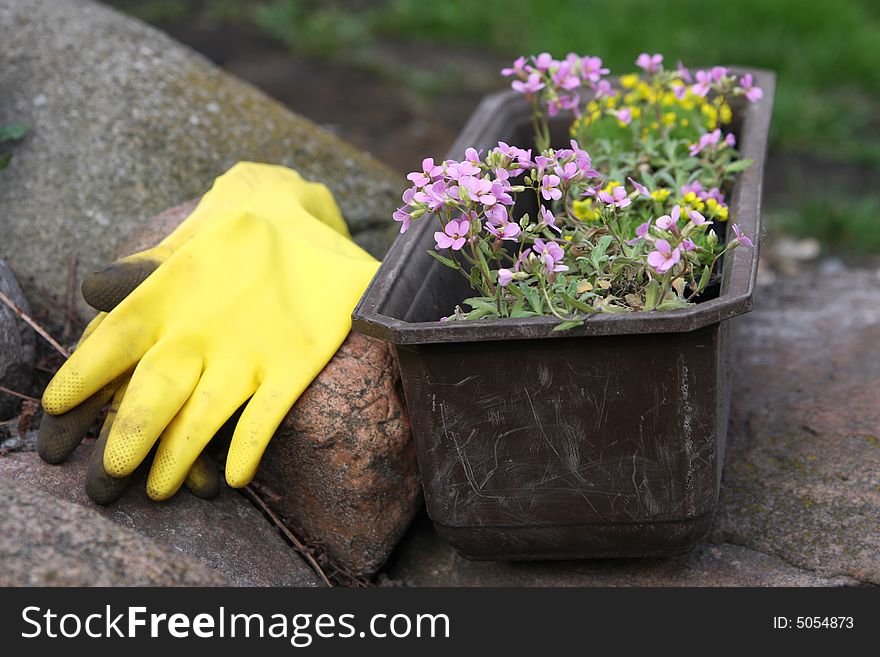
[0,477,228,586]
[0,449,323,586]
[712,266,880,584]
[120,204,421,576]
[381,512,859,587]
[257,332,420,576]
[0,257,35,419]
[0,0,401,320]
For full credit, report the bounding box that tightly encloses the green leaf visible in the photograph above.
[524,286,543,314]
[553,320,584,332]
[656,298,691,311]
[697,264,713,293]
[466,308,495,320]
[0,122,28,142]
[462,297,497,313]
[0,153,11,170]
[723,159,754,174]
[644,279,661,310]
[559,292,594,314]
[510,309,539,318]
[426,250,459,269]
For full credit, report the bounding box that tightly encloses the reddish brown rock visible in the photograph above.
[116,201,420,576]
[256,332,420,575]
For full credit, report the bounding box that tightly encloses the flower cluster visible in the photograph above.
[503,52,612,150]
[393,52,762,329]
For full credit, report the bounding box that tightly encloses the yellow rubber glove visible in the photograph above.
[39,163,379,500]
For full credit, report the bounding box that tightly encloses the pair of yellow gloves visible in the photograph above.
[38,163,380,503]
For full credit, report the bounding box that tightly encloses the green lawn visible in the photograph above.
[109,0,880,254]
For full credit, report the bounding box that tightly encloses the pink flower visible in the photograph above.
[710,66,729,83]
[406,158,442,187]
[581,55,609,82]
[485,204,508,225]
[691,69,712,97]
[689,129,722,156]
[682,238,696,252]
[615,107,633,126]
[486,220,521,242]
[511,73,545,95]
[533,52,556,72]
[636,52,663,74]
[656,205,680,231]
[501,56,528,77]
[732,223,754,247]
[598,185,631,209]
[540,205,561,234]
[460,176,497,206]
[627,221,650,246]
[676,60,692,84]
[434,218,470,251]
[540,174,562,201]
[740,73,764,103]
[497,268,513,287]
[627,177,651,198]
[647,239,681,273]
[687,209,707,226]
[533,238,568,273]
[594,79,617,99]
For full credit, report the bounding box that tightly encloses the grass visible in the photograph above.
[768,194,880,255]
[111,0,880,165]
[107,0,880,253]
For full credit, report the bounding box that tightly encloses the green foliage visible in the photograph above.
[0,121,27,170]
[768,194,880,255]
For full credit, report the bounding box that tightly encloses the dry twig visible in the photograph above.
[63,255,77,340]
[0,288,70,358]
[0,385,39,403]
[241,485,334,587]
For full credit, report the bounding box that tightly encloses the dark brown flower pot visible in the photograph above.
[353,68,775,560]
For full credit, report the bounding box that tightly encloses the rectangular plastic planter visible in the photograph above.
[353,68,775,560]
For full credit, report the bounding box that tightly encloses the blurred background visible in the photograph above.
[104,0,880,264]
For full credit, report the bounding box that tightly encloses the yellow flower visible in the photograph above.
[586,100,599,113]
[662,111,677,126]
[705,197,719,212]
[701,103,719,129]
[717,206,729,221]
[720,102,732,124]
[650,121,660,130]
[651,188,670,202]
[620,73,639,89]
[680,118,690,127]
[572,199,599,222]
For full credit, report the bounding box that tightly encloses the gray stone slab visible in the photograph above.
[1,449,323,586]
[1,476,228,586]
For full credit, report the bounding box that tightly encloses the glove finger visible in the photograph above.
[42,313,155,415]
[37,377,119,464]
[76,312,107,348]
[145,366,257,500]
[183,454,222,500]
[81,249,167,313]
[225,376,308,488]
[103,341,202,479]
[85,379,133,505]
